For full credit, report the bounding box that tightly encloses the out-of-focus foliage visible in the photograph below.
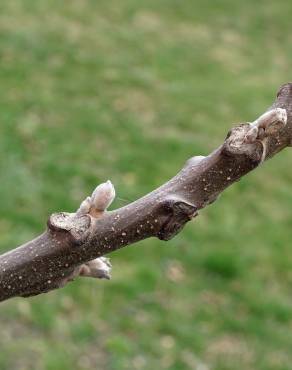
[1,1,292,369]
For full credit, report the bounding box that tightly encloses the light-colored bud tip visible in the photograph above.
[91,180,116,211]
[275,108,287,124]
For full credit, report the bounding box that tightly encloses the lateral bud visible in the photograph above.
[76,180,116,218]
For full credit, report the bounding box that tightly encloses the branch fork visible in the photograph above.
[48,181,116,285]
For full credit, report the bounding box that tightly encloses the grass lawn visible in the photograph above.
[1,1,292,369]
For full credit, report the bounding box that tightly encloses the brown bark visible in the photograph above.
[1,83,292,302]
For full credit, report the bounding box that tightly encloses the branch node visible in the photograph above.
[223,123,262,163]
[223,108,287,164]
[48,212,91,242]
[157,197,198,241]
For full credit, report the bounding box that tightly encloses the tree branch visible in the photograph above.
[1,83,292,302]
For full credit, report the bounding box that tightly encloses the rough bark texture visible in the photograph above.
[1,83,292,302]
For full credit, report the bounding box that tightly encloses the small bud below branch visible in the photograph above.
[79,257,112,280]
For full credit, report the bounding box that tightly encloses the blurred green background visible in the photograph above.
[1,1,292,369]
